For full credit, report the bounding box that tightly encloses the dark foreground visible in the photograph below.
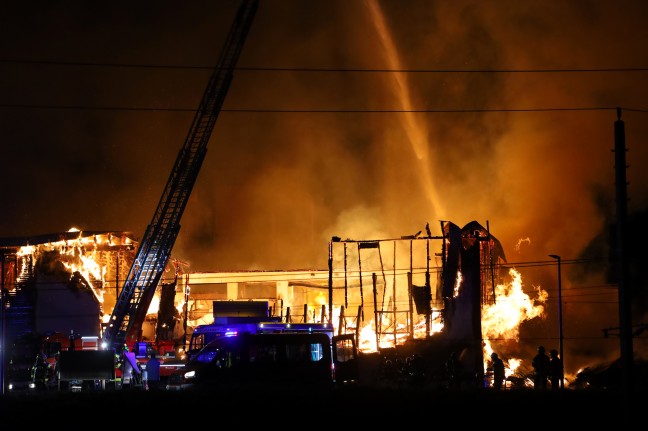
[1,386,645,425]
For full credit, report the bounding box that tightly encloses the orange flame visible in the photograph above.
[482,267,547,385]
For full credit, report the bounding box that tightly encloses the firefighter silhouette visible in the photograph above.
[31,351,49,390]
[532,346,550,390]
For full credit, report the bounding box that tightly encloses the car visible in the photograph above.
[166,331,336,391]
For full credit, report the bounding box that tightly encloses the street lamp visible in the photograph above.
[549,254,564,389]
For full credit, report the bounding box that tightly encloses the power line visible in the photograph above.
[3,59,648,74]
[2,60,648,113]
[240,67,648,74]
[1,103,647,114]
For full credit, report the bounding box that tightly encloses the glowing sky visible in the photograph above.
[2,0,648,371]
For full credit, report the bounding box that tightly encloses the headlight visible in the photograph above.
[184,370,196,379]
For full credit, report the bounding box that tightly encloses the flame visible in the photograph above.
[17,228,548,375]
[482,267,548,386]
[348,267,547,356]
[453,271,462,297]
[349,309,444,354]
[343,265,548,386]
[314,292,326,306]
[15,229,139,331]
[17,245,35,256]
[148,295,160,314]
[358,320,378,352]
[482,268,547,343]
[515,237,531,252]
[176,300,186,316]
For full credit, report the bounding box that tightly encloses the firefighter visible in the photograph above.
[146,351,161,390]
[490,352,505,390]
[116,344,131,389]
[112,347,124,389]
[405,353,425,387]
[532,345,550,390]
[30,351,49,390]
[48,352,60,388]
[120,344,142,389]
[549,349,564,390]
[445,351,463,389]
[122,344,134,388]
[68,330,76,351]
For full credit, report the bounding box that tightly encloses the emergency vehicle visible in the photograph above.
[16,331,101,391]
[167,331,358,390]
[185,300,340,361]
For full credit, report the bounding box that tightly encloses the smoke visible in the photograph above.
[2,1,648,374]
[178,0,648,274]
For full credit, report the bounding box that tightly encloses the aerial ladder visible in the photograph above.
[102,0,259,351]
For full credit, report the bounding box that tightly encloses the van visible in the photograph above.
[167,331,356,390]
[186,320,333,361]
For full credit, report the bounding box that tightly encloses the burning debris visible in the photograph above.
[327,220,549,388]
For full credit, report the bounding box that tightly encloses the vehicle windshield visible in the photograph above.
[191,335,237,364]
[194,345,223,364]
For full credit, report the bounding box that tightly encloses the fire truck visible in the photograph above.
[7,331,101,392]
[101,0,259,362]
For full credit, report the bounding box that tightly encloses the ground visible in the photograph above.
[0,386,645,425]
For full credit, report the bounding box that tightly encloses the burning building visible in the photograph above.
[326,219,546,386]
[0,229,138,343]
[1,220,547,388]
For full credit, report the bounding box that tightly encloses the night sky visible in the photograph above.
[2,1,648,370]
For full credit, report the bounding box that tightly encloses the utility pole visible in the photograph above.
[548,254,564,389]
[614,108,633,419]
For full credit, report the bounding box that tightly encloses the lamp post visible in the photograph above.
[549,254,564,389]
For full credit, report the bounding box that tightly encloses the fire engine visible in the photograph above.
[11,331,101,392]
[101,0,259,360]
